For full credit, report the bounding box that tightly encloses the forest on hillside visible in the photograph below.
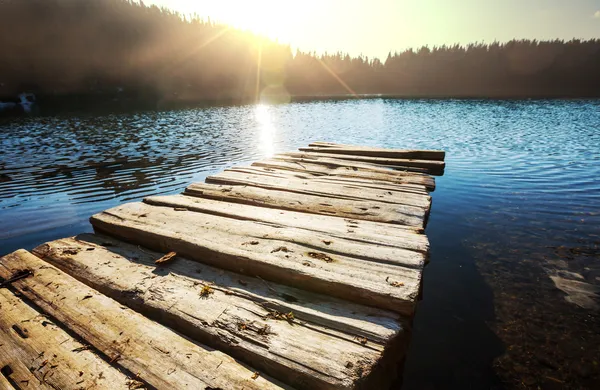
[1,0,600,108]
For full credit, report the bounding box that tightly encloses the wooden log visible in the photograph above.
[34,234,409,390]
[272,154,430,177]
[206,170,432,209]
[300,145,446,161]
[0,250,285,390]
[94,201,426,270]
[280,152,445,175]
[307,141,344,148]
[293,146,432,174]
[305,142,445,155]
[309,142,398,150]
[226,166,430,196]
[279,156,431,174]
[0,288,132,389]
[144,194,429,253]
[185,182,426,227]
[90,202,423,315]
[253,158,436,191]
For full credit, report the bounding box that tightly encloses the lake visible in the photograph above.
[1,99,599,388]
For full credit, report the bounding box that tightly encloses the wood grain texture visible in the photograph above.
[34,234,409,390]
[206,169,432,209]
[271,152,430,176]
[300,145,445,161]
[90,202,424,315]
[185,182,427,228]
[276,152,431,174]
[0,287,132,390]
[271,153,429,176]
[252,158,436,191]
[0,250,286,390]
[144,194,429,253]
[225,166,430,195]
[280,152,445,175]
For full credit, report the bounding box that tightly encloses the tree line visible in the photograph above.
[1,0,599,109]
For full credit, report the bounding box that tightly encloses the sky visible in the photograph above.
[148,0,600,59]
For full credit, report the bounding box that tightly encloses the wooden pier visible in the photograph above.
[0,142,445,389]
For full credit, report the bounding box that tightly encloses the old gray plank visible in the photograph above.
[90,202,424,315]
[252,158,436,191]
[0,288,132,389]
[0,250,286,390]
[206,170,431,209]
[144,194,429,253]
[34,234,408,390]
[185,182,427,228]
[227,166,430,195]
[280,152,445,174]
[272,153,430,176]
[300,145,445,161]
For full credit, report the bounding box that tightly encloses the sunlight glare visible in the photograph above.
[255,104,276,157]
[167,0,320,42]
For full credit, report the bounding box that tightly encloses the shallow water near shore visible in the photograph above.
[1,99,599,388]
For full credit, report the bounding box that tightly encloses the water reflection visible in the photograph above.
[1,99,599,388]
[255,104,276,157]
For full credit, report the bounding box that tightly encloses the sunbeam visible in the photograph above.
[159,26,231,78]
[255,43,263,103]
[316,58,358,97]
[255,104,276,157]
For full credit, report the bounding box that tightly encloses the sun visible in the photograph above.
[221,1,291,40]
[163,0,316,43]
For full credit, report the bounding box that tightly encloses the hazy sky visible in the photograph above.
[148,0,600,59]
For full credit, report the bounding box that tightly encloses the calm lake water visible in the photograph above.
[1,99,599,389]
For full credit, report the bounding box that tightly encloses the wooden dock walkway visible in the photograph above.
[0,143,445,389]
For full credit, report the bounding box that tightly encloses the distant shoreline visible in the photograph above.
[3,0,599,118]
[291,93,600,101]
[3,92,599,118]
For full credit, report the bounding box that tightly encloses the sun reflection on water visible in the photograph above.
[255,104,276,157]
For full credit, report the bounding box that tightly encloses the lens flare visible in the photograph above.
[255,104,276,157]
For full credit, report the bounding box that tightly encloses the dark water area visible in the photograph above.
[1,99,599,389]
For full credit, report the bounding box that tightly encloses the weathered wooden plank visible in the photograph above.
[280,152,445,174]
[0,348,49,390]
[0,250,286,390]
[226,166,430,196]
[253,158,436,191]
[90,202,423,314]
[94,201,426,270]
[305,142,444,154]
[34,234,409,390]
[206,170,432,209]
[185,182,426,227]
[272,153,431,177]
[0,288,132,390]
[144,194,429,253]
[309,142,400,149]
[300,145,446,161]
[308,142,442,159]
[308,141,345,148]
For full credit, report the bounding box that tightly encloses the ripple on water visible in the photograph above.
[1,99,598,248]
